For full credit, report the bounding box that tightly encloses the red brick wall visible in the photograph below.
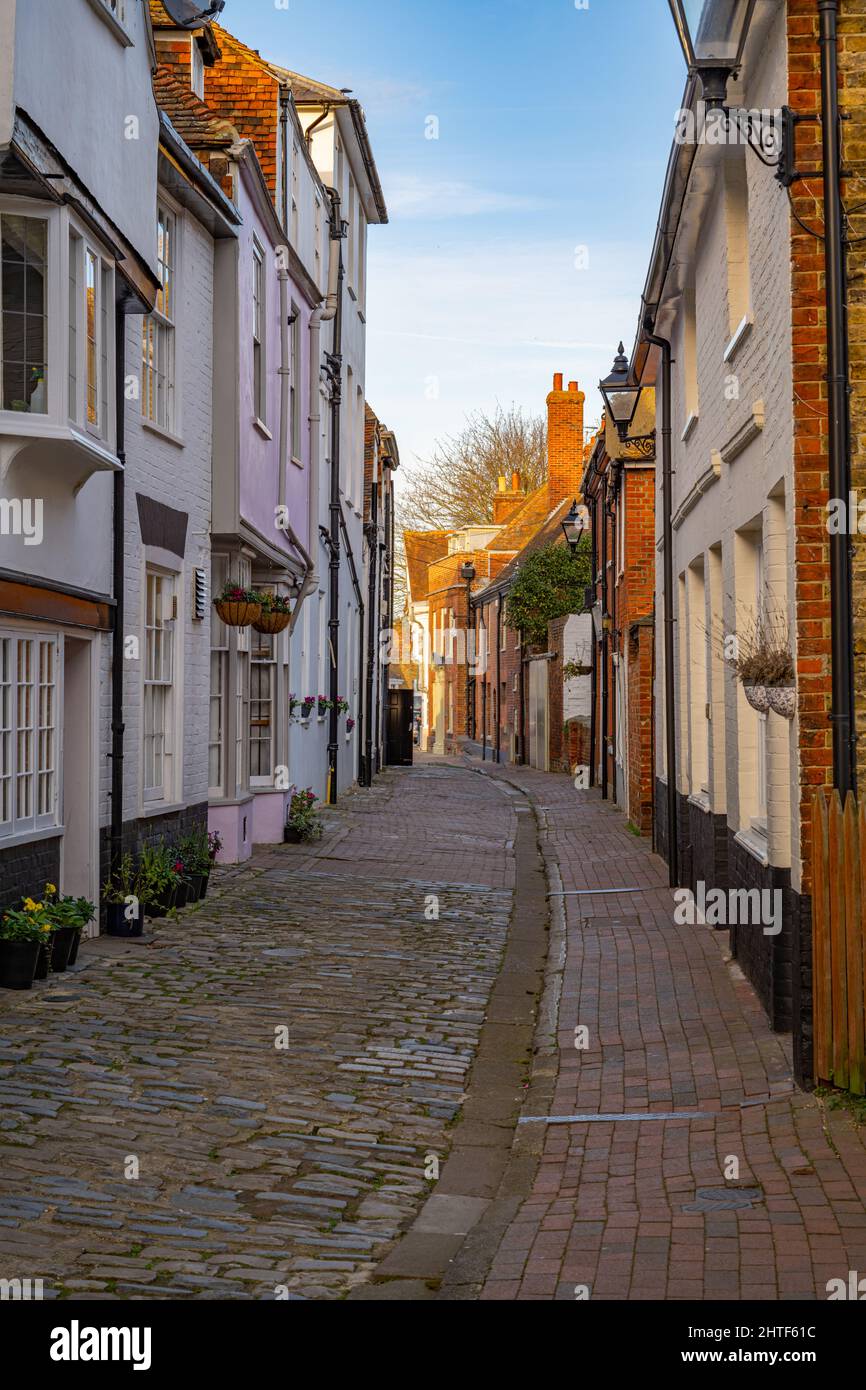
[547,375,585,513]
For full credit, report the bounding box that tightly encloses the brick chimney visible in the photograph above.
[547,374,585,511]
[492,472,526,526]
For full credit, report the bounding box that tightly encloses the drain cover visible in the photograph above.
[683,1186,763,1213]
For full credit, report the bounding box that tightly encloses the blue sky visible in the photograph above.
[225,0,686,470]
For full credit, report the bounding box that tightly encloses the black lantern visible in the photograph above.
[667,0,757,108]
[460,561,476,584]
[599,343,641,441]
[561,501,585,554]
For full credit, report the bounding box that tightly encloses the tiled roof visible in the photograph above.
[152,68,237,149]
[404,530,451,602]
[478,497,574,600]
[484,484,556,556]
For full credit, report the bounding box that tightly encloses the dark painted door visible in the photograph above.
[386,690,414,766]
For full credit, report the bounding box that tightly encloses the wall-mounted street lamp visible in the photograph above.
[599,345,656,458]
[561,500,586,554]
[667,0,757,109]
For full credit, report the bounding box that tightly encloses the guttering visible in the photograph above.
[819,0,857,796]
[109,303,127,885]
[280,85,290,234]
[326,188,345,804]
[347,100,389,224]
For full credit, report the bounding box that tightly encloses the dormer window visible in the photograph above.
[191,39,205,100]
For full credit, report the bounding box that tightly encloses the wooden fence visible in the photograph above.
[812,790,866,1094]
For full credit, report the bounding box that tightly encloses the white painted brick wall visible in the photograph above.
[120,208,215,822]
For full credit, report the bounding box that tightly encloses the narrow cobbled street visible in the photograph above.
[3,756,866,1302]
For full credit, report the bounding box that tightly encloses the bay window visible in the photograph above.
[142,206,176,433]
[0,631,60,839]
[1,213,48,415]
[250,630,275,784]
[67,229,113,438]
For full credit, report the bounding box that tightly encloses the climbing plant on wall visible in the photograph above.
[504,537,591,646]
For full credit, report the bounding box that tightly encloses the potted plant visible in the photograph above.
[346,717,356,735]
[300,696,316,721]
[214,581,262,629]
[729,614,795,717]
[252,593,292,636]
[317,695,332,718]
[138,842,177,919]
[0,905,49,989]
[102,855,144,937]
[180,828,211,902]
[42,884,95,969]
[335,696,350,716]
[284,787,323,843]
[207,830,222,882]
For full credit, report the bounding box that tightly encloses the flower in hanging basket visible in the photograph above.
[300,696,316,719]
[214,582,262,628]
[767,685,796,719]
[335,696,350,716]
[252,592,293,636]
[317,695,333,717]
[743,684,771,714]
[346,717,356,733]
[727,612,794,718]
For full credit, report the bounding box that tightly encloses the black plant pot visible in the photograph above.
[187,875,204,904]
[284,826,303,844]
[67,930,83,966]
[49,926,77,973]
[35,940,52,980]
[200,873,210,900]
[174,882,189,910]
[106,903,143,938]
[0,940,39,990]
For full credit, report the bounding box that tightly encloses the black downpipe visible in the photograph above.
[608,477,617,802]
[382,471,394,763]
[518,629,526,765]
[589,493,598,788]
[338,506,364,786]
[495,598,502,764]
[279,86,290,234]
[819,0,857,797]
[110,304,127,884]
[600,480,609,802]
[363,492,378,789]
[645,322,678,888]
[327,195,345,805]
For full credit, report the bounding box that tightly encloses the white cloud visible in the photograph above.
[384,174,547,220]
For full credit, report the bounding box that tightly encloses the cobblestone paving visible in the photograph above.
[0,762,515,1300]
[467,765,866,1302]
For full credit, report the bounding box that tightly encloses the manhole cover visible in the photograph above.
[683,1186,763,1213]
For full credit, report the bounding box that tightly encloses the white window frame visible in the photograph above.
[252,237,266,427]
[250,624,276,787]
[143,567,178,805]
[357,206,366,312]
[142,204,178,435]
[67,227,114,441]
[0,629,61,842]
[0,208,50,420]
[290,303,301,463]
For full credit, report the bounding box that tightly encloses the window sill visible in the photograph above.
[681,411,699,443]
[734,825,769,868]
[142,418,184,449]
[723,313,754,365]
[139,800,186,820]
[253,417,272,441]
[85,0,133,47]
[0,824,64,850]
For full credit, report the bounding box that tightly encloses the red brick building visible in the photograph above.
[582,409,656,834]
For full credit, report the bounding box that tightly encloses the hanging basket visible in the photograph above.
[252,610,292,636]
[743,684,770,714]
[214,599,262,628]
[767,685,796,719]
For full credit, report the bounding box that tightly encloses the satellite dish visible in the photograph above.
[160,0,225,27]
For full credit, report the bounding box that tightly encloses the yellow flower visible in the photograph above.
[45,882,57,896]
[23,897,38,912]
[41,925,51,933]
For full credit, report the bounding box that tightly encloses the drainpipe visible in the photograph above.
[819,0,857,797]
[110,305,127,886]
[495,596,502,764]
[518,627,527,765]
[608,475,618,801]
[589,490,598,788]
[326,189,345,804]
[645,320,678,888]
[338,504,364,785]
[279,86,290,235]
[601,479,609,802]
[363,457,379,787]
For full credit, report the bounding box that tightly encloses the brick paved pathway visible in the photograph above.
[0,761,515,1300]
[455,762,866,1302]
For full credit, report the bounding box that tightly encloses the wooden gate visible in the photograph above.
[812,790,866,1094]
